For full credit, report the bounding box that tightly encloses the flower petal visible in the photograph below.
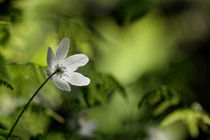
[46,68,53,77]
[54,76,71,91]
[47,47,55,68]
[65,72,90,86]
[56,37,70,64]
[46,68,57,80]
[63,54,89,72]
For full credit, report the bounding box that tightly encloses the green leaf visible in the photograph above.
[161,109,210,138]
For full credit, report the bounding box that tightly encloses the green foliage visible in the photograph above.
[0,131,8,139]
[1,0,210,139]
[134,58,198,105]
[0,62,127,139]
[0,78,13,90]
[0,117,7,130]
[138,86,210,138]
[138,87,181,118]
[2,63,63,118]
[82,68,126,107]
[161,109,210,138]
[5,63,49,95]
[0,129,19,139]
[0,63,57,138]
[0,54,7,76]
[0,0,22,23]
[0,54,13,90]
[113,0,156,24]
[0,25,10,45]
[30,134,47,140]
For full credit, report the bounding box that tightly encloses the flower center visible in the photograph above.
[55,65,65,74]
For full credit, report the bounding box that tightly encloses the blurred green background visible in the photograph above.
[1,0,210,139]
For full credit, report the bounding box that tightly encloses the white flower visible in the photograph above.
[78,112,97,138]
[145,127,171,140]
[79,120,97,138]
[46,37,90,91]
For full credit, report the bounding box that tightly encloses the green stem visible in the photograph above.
[6,70,58,140]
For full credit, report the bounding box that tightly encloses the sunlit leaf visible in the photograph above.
[161,109,210,138]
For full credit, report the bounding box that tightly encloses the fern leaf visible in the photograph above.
[0,78,13,90]
[161,109,210,138]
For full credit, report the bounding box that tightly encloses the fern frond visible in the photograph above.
[0,78,13,90]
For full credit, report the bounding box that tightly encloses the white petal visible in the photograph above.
[56,37,70,64]
[46,68,52,76]
[63,54,89,72]
[46,69,56,80]
[47,47,55,68]
[65,72,90,86]
[79,121,97,137]
[54,76,71,91]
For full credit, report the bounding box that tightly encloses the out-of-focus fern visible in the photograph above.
[5,62,60,102]
[82,67,127,107]
[0,78,13,90]
[161,109,210,138]
[138,86,210,138]
[138,86,181,117]
[0,54,13,90]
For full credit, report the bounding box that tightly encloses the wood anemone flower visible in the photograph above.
[47,37,90,91]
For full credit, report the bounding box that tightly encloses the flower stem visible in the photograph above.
[6,70,58,140]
